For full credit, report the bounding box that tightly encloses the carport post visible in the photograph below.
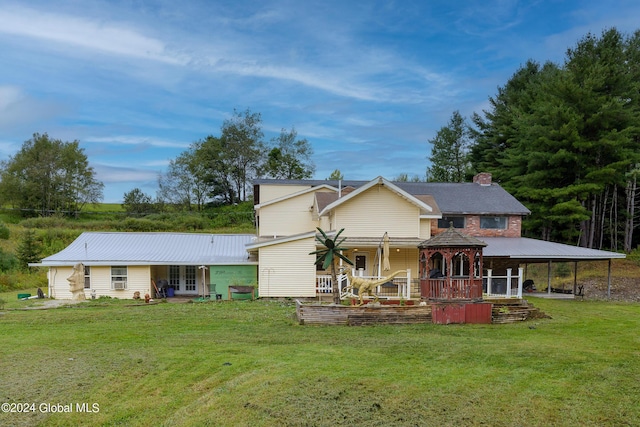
[547,260,552,295]
[607,259,612,299]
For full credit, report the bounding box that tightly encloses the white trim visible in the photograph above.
[255,184,337,209]
[319,176,434,216]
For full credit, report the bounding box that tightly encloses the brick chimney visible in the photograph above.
[473,172,492,186]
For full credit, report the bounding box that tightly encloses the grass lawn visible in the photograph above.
[1,294,639,426]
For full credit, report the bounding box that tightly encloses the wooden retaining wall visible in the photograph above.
[295,300,432,326]
[296,299,548,325]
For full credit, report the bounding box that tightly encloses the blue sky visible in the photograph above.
[1,1,639,203]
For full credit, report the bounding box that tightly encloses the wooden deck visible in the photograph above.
[295,300,432,326]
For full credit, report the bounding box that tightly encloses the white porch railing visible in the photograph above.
[317,267,524,299]
[483,268,524,298]
[316,269,413,300]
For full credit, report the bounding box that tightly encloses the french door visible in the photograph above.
[169,265,197,295]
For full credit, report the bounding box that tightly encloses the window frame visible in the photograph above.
[84,265,91,289]
[480,216,508,230]
[111,266,128,290]
[438,216,465,229]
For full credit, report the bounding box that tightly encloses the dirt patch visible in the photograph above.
[577,277,640,302]
[19,299,83,310]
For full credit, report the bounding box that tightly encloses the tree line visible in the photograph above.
[0,109,316,216]
[3,29,639,252]
[427,28,640,252]
[134,108,316,212]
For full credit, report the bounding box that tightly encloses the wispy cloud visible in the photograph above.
[86,135,188,149]
[0,5,187,65]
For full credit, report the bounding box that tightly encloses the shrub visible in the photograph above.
[0,223,10,239]
[116,218,169,232]
[0,248,18,271]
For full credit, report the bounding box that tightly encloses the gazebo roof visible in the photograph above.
[418,227,487,248]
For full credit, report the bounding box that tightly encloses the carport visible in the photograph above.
[481,237,626,298]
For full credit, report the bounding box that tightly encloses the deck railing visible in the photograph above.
[422,277,483,300]
[483,268,524,299]
[317,267,523,300]
[421,268,523,300]
[316,269,413,300]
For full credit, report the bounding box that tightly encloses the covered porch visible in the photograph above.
[315,234,423,301]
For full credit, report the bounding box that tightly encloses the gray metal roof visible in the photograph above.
[36,232,257,267]
[481,237,625,262]
[255,178,530,216]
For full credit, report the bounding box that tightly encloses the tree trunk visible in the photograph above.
[625,175,637,252]
[331,261,340,304]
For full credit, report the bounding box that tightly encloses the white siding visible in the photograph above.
[259,191,319,237]
[335,185,420,237]
[259,184,313,204]
[50,265,152,299]
[257,238,317,297]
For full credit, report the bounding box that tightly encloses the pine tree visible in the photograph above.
[427,111,472,182]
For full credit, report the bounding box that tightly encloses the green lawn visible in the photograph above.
[0,295,638,426]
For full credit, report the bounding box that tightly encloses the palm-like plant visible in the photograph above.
[310,227,353,303]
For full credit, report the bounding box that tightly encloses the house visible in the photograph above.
[249,174,625,299]
[34,232,258,300]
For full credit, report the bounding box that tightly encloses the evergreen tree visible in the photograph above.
[469,28,640,248]
[16,229,41,270]
[427,111,472,182]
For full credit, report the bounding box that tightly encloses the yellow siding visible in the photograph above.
[50,265,152,300]
[419,218,432,240]
[257,238,317,297]
[340,248,419,277]
[335,185,420,237]
[259,184,314,204]
[259,191,319,237]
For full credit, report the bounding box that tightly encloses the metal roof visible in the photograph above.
[35,232,257,267]
[254,178,530,216]
[481,237,625,262]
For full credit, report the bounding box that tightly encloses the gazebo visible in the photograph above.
[418,226,492,324]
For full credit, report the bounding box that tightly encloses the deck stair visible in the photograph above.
[486,298,549,324]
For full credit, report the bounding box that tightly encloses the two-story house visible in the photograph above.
[248,173,624,299]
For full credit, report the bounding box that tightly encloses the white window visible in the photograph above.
[169,265,181,291]
[111,266,128,290]
[185,266,197,292]
[480,216,507,229]
[84,265,91,289]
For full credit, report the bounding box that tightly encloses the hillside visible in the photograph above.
[526,258,640,302]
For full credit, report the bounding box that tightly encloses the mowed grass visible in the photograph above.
[1,296,639,427]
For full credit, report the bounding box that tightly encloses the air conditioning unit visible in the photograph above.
[112,281,127,290]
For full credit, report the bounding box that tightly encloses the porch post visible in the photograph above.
[607,259,612,299]
[547,260,552,295]
[405,268,411,299]
[517,267,524,298]
[487,269,492,295]
[506,268,512,297]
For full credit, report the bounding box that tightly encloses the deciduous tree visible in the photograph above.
[0,133,103,215]
[264,127,315,179]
